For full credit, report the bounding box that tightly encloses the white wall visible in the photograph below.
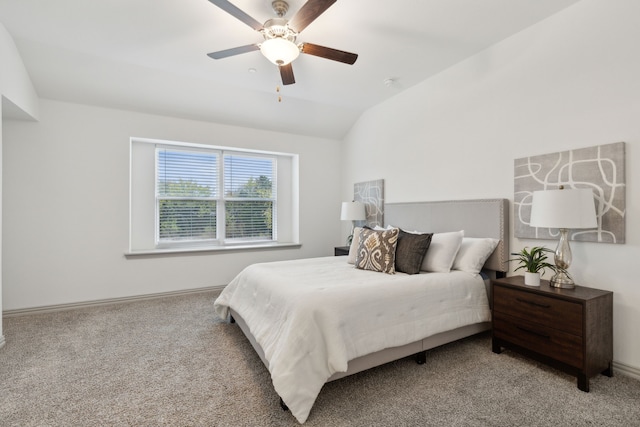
[343,0,640,373]
[1,23,40,348]
[3,99,342,310]
[0,24,39,120]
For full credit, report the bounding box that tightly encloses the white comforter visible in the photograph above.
[214,257,491,423]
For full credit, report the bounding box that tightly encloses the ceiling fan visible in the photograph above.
[206,0,358,85]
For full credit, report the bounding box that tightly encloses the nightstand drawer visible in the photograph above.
[493,285,583,336]
[493,312,583,369]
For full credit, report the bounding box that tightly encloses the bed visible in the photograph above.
[214,199,509,423]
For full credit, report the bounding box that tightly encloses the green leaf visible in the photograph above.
[507,246,557,275]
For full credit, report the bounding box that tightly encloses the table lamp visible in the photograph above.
[529,187,597,288]
[340,201,366,245]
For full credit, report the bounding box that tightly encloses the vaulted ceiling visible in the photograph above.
[0,0,581,139]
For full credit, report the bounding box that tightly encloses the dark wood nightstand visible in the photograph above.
[491,275,613,392]
[334,246,350,256]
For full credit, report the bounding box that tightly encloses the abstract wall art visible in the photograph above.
[354,179,384,227]
[514,142,625,244]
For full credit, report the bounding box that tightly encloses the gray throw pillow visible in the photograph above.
[395,229,433,274]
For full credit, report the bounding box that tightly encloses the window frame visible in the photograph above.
[128,137,299,255]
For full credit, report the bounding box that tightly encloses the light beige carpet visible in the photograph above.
[1,290,639,426]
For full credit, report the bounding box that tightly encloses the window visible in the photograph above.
[129,138,298,253]
[222,154,276,242]
[156,148,218,245]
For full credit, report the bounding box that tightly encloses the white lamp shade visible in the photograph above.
[340,201,366,221]
[530,189,597,229]
[260,38,300,65]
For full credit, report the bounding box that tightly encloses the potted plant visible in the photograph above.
[508,246,557,286]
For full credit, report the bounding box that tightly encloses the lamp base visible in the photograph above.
[550,271,575,289]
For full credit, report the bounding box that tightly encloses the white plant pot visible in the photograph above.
[524,271,541,287]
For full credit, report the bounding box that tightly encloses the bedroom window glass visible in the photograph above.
[156,148,218,245]
[223,154,276,242]
[129,137,298,254]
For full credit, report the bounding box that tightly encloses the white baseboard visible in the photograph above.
[2,285,226,318]
[613,361,640,381]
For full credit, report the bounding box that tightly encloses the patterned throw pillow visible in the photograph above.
[395,229,433,274]
[355,227,399,274]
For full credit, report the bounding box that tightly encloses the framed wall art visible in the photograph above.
[354,179,384,227]
[514,142,625,244]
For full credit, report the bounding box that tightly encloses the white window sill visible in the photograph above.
[125,242,302,258]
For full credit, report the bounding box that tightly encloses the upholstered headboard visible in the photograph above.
[384,199,509,273]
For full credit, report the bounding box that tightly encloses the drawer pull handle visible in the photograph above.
[517,326,550,340]
[516,298,551,309]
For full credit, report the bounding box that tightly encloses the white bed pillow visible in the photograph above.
[347,227,363,264]
[420,230,464,273]
[373,225,393,230]
[452,237,499,274]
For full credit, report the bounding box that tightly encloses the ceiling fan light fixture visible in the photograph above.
[260,38,300,66]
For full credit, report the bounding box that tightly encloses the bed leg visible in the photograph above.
[280,397,289,411]
[229,315,235,324]
[416,351,427,365]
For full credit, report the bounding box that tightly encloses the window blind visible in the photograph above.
[154,148,277,246]
[156,148,218,243]
[224,154,276,241]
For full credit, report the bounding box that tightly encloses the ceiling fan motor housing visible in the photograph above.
[263,18,297,42]
[271,0,289,17]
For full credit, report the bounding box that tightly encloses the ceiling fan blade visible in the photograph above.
[279,63,295,85]
[207,44,260,59]
[301,43,358,65]
[208,0,263,31]
[288,0,337,33]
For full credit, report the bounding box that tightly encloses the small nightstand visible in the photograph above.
[334,246,350,256]
[492,275,613,392]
